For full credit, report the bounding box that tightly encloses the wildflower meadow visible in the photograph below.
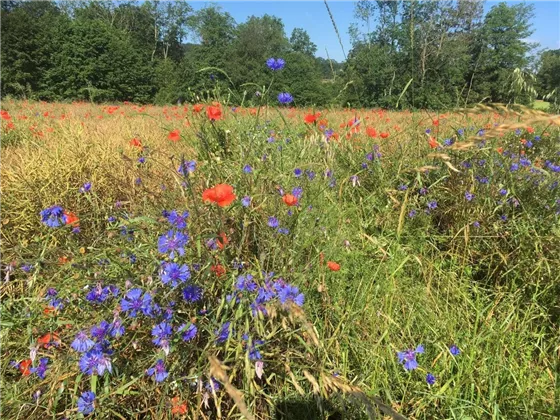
[2,74,560,418]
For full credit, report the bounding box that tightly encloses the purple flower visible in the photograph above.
[267,216,279,228]
[465,191,474,201]
[427,200,438,210]
[397,345,424,371]
[120,288,153,318]
[178,160,196,175]
[277,227,289,235]
[79,349,112,375]
[215,321,232,344]
[277,92,293,104]
[449,345,460,356]
[266,57,285,71]
[158,230,189,258]
[71,331,95,353]
[147,359,168,382]
[79,182,92,193]
[236,274,257,292]
[110,318,125,338]
[151,321,172,348]
[241,196,251,207]
[30,357,49,379]
[294,168,302,177]
[91,321,112,341]
[160,262,190,288]
[408,210,417,218]
[277,283,304,307]
[179,323,198,341]
[499,188,508,196]
[473,221,480,228]
[40,205,65,228]
[243,164,253,174]
[292,186,303,198]
[182,285,203,303]
[426,373,436,385]
[77,391,96,415]
[166,210,189,229]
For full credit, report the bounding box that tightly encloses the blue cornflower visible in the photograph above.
[473,221,481,228]
[419,187,428,195]
[500,214,508,222]
[215,321,232,344]
[30,357,49,379]
[241,196,251,207]
[79,349,112,375]
[294,168,302,177]
[408,210,417,218]
[398,184,408,191]
[120,288,153,318]
[426,373,436,385]
[305,170,316,180]
[267,216,279,228]
[160,262,190,288]
[443,138,453,147]
[465,191,474,201]
[71,331,95,353]
[427,200,438,210]
[397,345,424,371]
[179,323,198,342]
[40,205,66,228]
[266,57,285,71]
[277,92,293,104]
[158,230,189,259]
[77,391,96,415]
[277,227,289,235]
[178,160,196,175]
[236,274,257,292]
[277,284,304,307]
[425,128,431,134]
[292,186,303,198]
[108,216,116,222]
[21,263,34,272]
[138,156,146,163]
[206,378,221,392]
[458,128,465,136]
[243,335,265,361]
[147,359,168,382]
[86,284,117,304]
[449,345,460,356]
[110,318,125,338]
[91,321,111,341]
[182,285,203,303]
[151,321,172,347]
[79,182,92,193]
[166,210,189,229]
[510,163,519,172]
[243,164,253,174]
[499,188,508,196]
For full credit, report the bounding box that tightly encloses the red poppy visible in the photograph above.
[211,264,226,277]
[496,147,504,154]
[58,256,70,265]
[192,104,204,113]
[366,127,377,138]
[129,138,142,148]
[207,105,222,121]
[171,396,187,415]
[282,194,298,206]
[432,119,439,126]
[38,332,61,349]
[380,132,389,139]
[6,122,15,130]
[17,359,32,376]
[64,211,79,226]
[168,130,180,142]
[428,137,438,149]
[327,261,340,271]
[527,126,534,134]
[304,112,320,124]
[202,184,236,207]
[1,110,11,120]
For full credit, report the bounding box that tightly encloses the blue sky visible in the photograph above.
[189,1,560,61]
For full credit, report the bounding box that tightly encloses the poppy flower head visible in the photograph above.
[129,138,142,148]
[211,264,226,277]
[327,261,340,271]
[192,104,204,113]
[207,106,222,121]
[64,211,79,226]
[304,112,320,124]
[171,396,187,415]
[202,184,236,207]
[380,132,389,139]
[282,194,298,206]
[428,137,438,149]
[168,130,180,142]
[366,126,377,138]
[17,359,32,376]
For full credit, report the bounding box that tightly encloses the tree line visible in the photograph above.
[1,0,558,110]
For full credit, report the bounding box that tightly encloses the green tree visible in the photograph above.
[536,49,560,110]
[290,28,317,56]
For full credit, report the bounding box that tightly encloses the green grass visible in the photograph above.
[532,100,550,111]
[1,101,559,419]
